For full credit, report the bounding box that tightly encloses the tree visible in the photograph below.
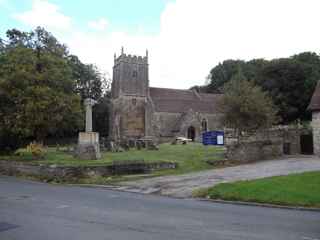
[218,69,278,139]
[207,60,245,93]
[6,27,68,57]
[207,59,268,93]
[256,55,320,123]
[0,28,83,146]
[0,27,113,151]
[93,93,111,137]
[205,52,320,123]
[68,55,103,101]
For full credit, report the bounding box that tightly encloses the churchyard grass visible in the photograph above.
[193,171,320,208]
[3,143,225,175]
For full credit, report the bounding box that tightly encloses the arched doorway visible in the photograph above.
[187,126,196,141]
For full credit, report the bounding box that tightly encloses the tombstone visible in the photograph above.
[121,140,130,151]
[147,141,159,150]
[136,141,142,150]
[75,98,101,160]
[109,141,116,152]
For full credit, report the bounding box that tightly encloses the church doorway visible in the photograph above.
[187,126,196,141]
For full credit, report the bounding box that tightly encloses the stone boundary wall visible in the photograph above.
[0,160,177,181]
[226,140,283,163]
[225,125,304,162]
[225,125,302,156]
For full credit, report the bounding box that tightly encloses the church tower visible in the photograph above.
[110,48,150,141]
[112,47,149,98]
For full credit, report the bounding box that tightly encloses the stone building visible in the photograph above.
[308,81,320,155]
[109,49,223,143]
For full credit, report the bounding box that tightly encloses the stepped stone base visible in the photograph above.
[75,132,101,160]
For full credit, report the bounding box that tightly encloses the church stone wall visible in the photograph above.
[202,113,224,132]
[120,62,148,96]
[113,54,148,98]
[151,111,223,143]
[153,112,181,138]
[110,96,147,140]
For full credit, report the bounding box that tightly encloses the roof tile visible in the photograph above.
[149,87,222,114]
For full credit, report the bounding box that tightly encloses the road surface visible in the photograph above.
[0,176,319,240]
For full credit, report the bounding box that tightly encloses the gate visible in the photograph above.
[300,134,313,155]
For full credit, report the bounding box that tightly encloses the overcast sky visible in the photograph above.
[1,0,320,89]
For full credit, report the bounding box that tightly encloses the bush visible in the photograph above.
[14,148,33,161]
[26,142,46,160]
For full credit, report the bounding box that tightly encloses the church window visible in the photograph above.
[201,118,208,132]
[132,70,138,78]
[132,98,137,105]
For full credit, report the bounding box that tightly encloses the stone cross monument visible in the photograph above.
[84,98,97,132]
[76,98,101,160]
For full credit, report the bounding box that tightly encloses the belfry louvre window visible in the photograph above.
[132,70,138,78]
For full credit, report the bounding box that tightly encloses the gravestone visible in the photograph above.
[75,98,101,160]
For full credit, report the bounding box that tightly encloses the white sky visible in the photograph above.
[12,0,320,89]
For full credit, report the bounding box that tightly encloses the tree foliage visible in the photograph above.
[0,37,83,142]
[207,59,267,93]
[93,93,111,137]
[206,52,320,123]
[68,55,104,101]
[218,70,278,136]
[0,27,110,150]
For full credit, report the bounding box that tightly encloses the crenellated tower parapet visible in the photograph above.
[114,53,148,66]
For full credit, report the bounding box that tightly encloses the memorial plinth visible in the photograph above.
[75,98,101,160]
[76,132,101,160]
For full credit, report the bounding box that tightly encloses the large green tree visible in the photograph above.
[218,69,278,138]
[68,55,103,101]
[256,54,320,123]
[206,52,320,123]
[0,28,83,146]
[207,59,267,93]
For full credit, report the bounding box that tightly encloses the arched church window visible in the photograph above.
[201,118,208,132]
[132,98,137,105]
[188,126,196,141]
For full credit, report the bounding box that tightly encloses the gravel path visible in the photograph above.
[115,155,320,198]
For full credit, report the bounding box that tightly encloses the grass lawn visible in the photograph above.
[194,171,320,208]
[2,143,225,176]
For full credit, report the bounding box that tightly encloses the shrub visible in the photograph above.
[26,142,46,160]
[14,148,33,160]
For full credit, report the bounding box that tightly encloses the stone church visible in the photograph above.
[109,49,223,143]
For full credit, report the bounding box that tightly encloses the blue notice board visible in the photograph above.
[202,131,224,145]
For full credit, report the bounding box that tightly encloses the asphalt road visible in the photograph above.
[0,176,319,240]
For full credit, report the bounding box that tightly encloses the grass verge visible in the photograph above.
[193,171,320,208]
[1,143,225,177]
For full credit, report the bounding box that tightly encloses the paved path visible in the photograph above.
[1,176,320,240]
[116,155,320,198]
